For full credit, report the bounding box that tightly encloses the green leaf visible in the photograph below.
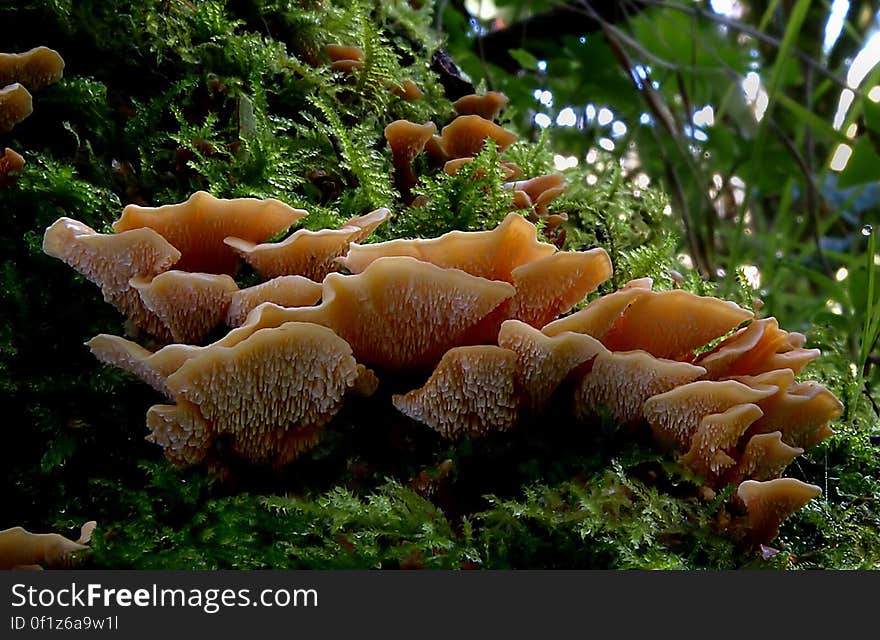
[507,48,539,70]
[838,136,880,188]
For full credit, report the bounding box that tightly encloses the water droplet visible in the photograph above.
[863,224,873,236]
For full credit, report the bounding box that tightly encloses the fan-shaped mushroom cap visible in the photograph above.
[112,191,306,274]
[226,257,516,371]
[385,120,437,195]
[508,248,613,328]
[0,522,95,570]
[0,46,65,90]
[162,322,362,465]
[226,275,322,327]
[748,380,844,449]
[498,320,606,413]
[393,345,519,438]
[575,351,707,424]
[542,281,653,338]
[600,289,753,360]
[736,478,821,542]
[340,212,556,281]
[0,83,33,133]
[728,431,803,484]
[505,173,565,202]
[643,379,779,450]
[146,400,214,466]
[130,271,237,344]
[43,217,182,339]
[453,91,509,120]
[87,334,201,396]
[436,114,518,158]
[0,147,25,187]
[341,207,392,243]
[325,44,365,72]
[680,404,764,481]
[696,318,819,379]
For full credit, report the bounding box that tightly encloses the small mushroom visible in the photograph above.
[434,114,518,159]
[390,80,424,101]
[453,91,509,120]
[0,521,95,570]
[385,120,437,198]
[680,404,764,482]
[326,44,365,72]
[727,431,803,485]
[0,147,25,187]
[736,478,821,543]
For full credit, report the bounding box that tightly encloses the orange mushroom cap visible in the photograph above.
[498,319,606,413]
[226,275,322,327]
[218,257,516,372]
[727,431,803,485]
[435,114,518,158]
[130,270,238,344]
[112,191,306,275]
[390,80,424,101]
[393,345,520,438]
[385,120,437,196]
[542,279,653,338]
[575,350,706,425]
[146,400,215,467]
[453,91,510,120]
[736,478,821,543]
[0,83,33,133]
[325,44,365,62]
[679,403,764,482]
[43,217,182,340]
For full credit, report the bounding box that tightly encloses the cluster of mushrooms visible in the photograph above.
[13,44,843,562]
[0,46,65,186]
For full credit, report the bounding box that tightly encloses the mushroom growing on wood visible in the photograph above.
[453,91,509,120]
[130,270,238,344]
[0,521,95,570]
[736,478,821,543]
[393,345,520,438]
[0,147,25,187]
[225,208,390,280]
[226,276,322,327]
[112,191,306,275]
[0,83,33,133]
[43,217,182,340]
[0,46,65,90]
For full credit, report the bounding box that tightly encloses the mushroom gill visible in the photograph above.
[42,217,182,340]
[112,191,306,274]
[161,322,363,466]
[130,271,238,344]
[225,207,390,280]
[0,82,33,133]
[574,350,706,425]
[146,400,215,467]
[748,379,844,449]
[679,403,764,482]
[736,478,821,543]
[727,432,803,485]
[86,334,201,397]
[497,319,606,413]
[0,521,96,570]
[0,46,65,90]
[392,345,520,438]
[226,275,322,327]
[643,379,779,450]
[224,256,516,371]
